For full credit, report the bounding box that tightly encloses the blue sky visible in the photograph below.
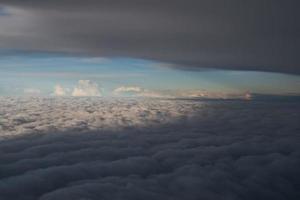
[0,51,299,96]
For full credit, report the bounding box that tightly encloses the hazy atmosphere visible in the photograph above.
[0,0,299,200]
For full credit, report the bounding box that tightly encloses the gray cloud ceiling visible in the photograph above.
[0,0,299,74]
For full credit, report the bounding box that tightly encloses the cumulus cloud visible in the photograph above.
[0,97,299,199]
[72,80,101,97]
[53,80,101,97]
[53,85,67,96]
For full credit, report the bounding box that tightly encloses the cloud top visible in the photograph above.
[0,97,299,199]
[54,85,67,96]
[53,80,101,97]
[0,97,200,137]
[72,80,101,97]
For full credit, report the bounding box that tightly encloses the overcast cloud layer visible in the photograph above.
[0,97,300,199]
[0,0,299,74]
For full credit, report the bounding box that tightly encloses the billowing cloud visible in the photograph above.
[0,97,200,136]
[72,80,101,97]
[0,97,299,199]
[0,1,299,74]
[54,85,67,96]
[53,80,101,97]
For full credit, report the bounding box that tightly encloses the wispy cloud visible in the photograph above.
[113,86,143,94]
[80,57,111,64]
[113,86,169,98]
[113,85,252,99]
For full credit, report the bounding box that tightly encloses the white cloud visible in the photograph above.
[113,86,143,94]
[112,86,251,99]
[54,85,67,96]
[113,86,171,98]
[53,80,101,97]
[53,83,251,99]
[72,80,101,97]
[0,97,200,137]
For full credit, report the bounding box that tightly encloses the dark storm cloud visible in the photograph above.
[0,98,300,199]
[0,0,299,74]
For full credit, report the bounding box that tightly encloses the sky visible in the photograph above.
[0,52,299,97]
[0,0,299,97]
